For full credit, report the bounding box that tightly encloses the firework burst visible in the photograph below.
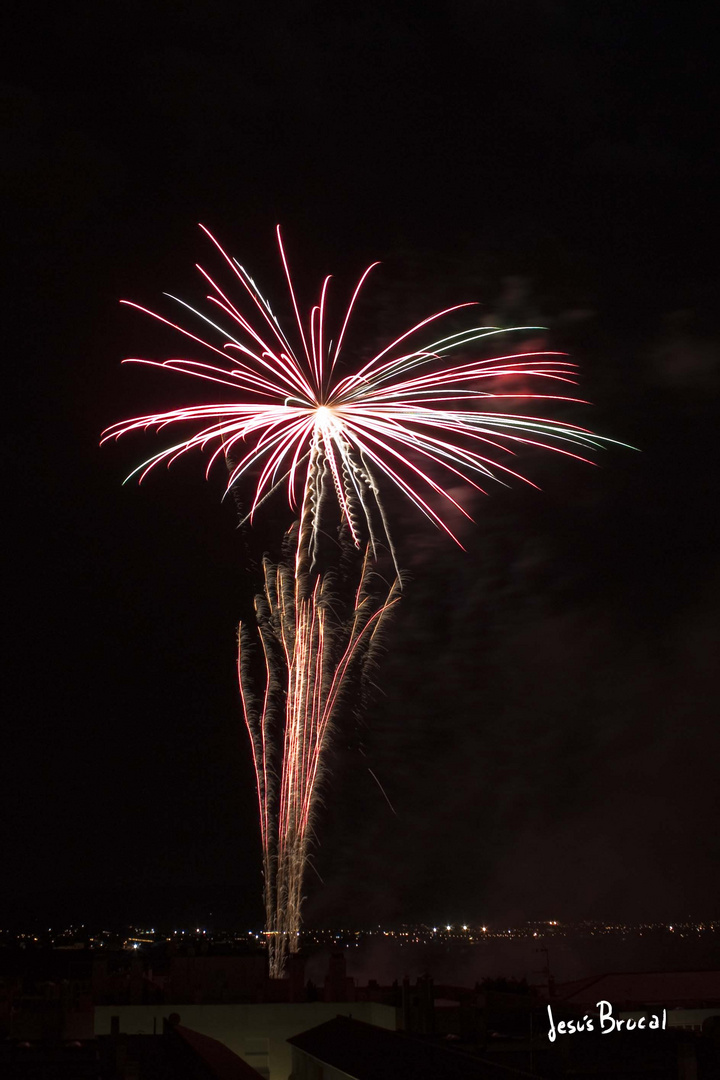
[103,225,609,566]
[104,226,616,976]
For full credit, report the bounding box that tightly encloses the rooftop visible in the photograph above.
[288,1015,536,1080]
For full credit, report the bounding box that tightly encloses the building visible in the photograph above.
[95,1001,398,1079]
[554,969,720,1033]
[287,1016,537,1079]
[0,1024,268,1079]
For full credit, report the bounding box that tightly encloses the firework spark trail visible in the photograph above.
[104,226,620,976]
[238,532,400,973]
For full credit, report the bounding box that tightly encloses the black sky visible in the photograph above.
[3,1,720,932]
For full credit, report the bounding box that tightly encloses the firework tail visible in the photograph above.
[238,464,400,977]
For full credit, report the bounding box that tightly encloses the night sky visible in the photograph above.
[4,1,720,933]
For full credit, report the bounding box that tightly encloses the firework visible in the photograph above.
[103,225,609,563]
[241,547,400,973]
[104,226,615,975]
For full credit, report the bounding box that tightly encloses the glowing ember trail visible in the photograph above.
[104,226,618,976]
[241,547,400,971]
